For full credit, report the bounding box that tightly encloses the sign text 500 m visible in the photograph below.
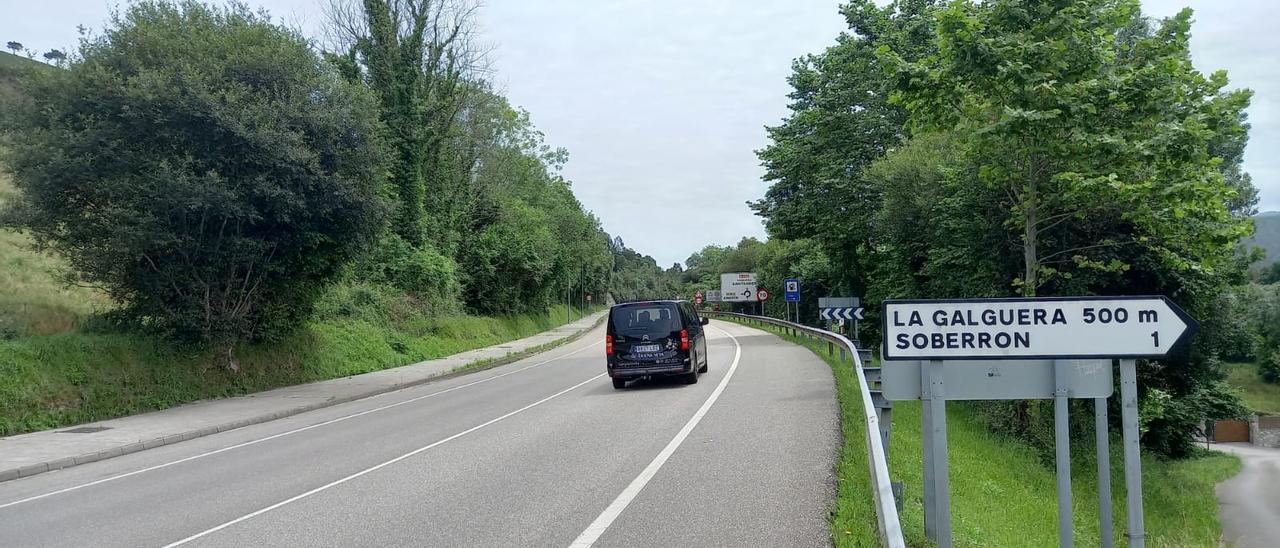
[881,296,1197,360]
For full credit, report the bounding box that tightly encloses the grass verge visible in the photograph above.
[0,302,603,436]
[1,166,608,436]
[1226,361,1280,414]
[721,317,1240,547]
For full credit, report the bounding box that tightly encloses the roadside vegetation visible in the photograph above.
[0,1,671,435]
[1215,282,1280,412]
[3,163,604,434]
[1226,362,1280,415]
[729,317,1240,547]
[675,0,1264,461]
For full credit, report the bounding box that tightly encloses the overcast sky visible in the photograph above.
[4,1,1276,267]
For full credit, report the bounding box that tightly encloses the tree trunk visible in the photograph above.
[1023,166,1039,297]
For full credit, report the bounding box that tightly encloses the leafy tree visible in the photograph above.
[884,0,1256,456]
[1260,352,1280,384]
[0,1,387,357]
[5,41,21,55]
[40,49,66,64]
[328,0,482,248]
[753,1,938,297]
[608,236,680,302]
[1261,261,1280,285]
[893,0,1254,297]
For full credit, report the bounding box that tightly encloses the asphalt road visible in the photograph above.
[0,320,838,547]
[1214,442,1280,548]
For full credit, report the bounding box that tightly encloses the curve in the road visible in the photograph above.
[0,320,837,548]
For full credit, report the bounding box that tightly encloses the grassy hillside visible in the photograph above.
[0,50,43,71]
[1226,362,1280,415]
[1248,211,1280,266]
[729,318,1240,547]
[0,167,602,435]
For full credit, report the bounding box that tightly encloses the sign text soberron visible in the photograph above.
[881,297,1197,360]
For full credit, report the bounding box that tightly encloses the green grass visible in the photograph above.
[0,51,43,71]
[723,317,1240,547]
[1,164,607,435]
[1226,362,1280,414]
[0,297,602,436]
[0,169,116,340]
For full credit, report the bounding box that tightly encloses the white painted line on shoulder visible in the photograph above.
[0,337,602,510]
[567,325,743,547]
[162,372,606,547]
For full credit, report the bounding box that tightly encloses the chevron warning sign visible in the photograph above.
[820,307,864,321]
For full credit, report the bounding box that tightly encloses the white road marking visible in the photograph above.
[0,336,602,510]
[162,372,607,547]
[568,325,743,548]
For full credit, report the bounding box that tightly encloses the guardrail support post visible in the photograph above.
[878,406,893,462]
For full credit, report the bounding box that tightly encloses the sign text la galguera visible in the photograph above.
[882,296,1198,360]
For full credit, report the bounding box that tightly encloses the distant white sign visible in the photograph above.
[706,290,722,302]
[720,272,757,302]
[882,296,1198,360]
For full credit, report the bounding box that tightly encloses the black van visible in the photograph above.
[605,300,709,389]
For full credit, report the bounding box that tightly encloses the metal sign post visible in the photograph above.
[883,296,1197,548]
[1096,396,1114,548]
[1120,359,1144,548]
[1055,359,1073,548]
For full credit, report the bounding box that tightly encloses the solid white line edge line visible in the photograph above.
[0,335,602,511]
[162,372,607,547]
[567,324,743,548]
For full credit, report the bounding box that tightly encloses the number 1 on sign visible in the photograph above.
[1151,331,1159,347]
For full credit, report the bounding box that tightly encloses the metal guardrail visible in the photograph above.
[707,311,905,548]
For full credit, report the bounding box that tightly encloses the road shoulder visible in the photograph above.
[0,311,606,483]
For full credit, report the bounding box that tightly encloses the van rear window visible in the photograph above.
[611,304,681,338]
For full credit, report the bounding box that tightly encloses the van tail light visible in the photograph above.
[606,335,614,355]
[680,329,689,350]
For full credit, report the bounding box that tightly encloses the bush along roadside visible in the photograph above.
[0,288,603,437]
[720,317,1241,548]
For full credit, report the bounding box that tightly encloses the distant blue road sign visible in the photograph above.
[784,278,801,302]
[820,307,864,321]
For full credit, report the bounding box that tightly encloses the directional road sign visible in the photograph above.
[820,307,864,321]
[721,273,757,302]
[784,278,801,303]
[706,290,721,302]
[882,296,1198,360]
[819,297,859,309]
[756,289,769,301]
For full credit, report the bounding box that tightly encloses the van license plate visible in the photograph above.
[632,344,661,353]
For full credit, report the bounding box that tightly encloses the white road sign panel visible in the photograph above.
[706,290,721,302]
[882,296,1197,360]
[720,272,757,302]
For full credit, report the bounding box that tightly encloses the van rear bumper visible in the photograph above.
[607,358,692,378]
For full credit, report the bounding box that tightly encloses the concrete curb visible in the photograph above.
[1,312,607,483]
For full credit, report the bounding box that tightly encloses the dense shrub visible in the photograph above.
[1261,351,1280,384]
[354,234,460,313]
[0,1,386,347]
